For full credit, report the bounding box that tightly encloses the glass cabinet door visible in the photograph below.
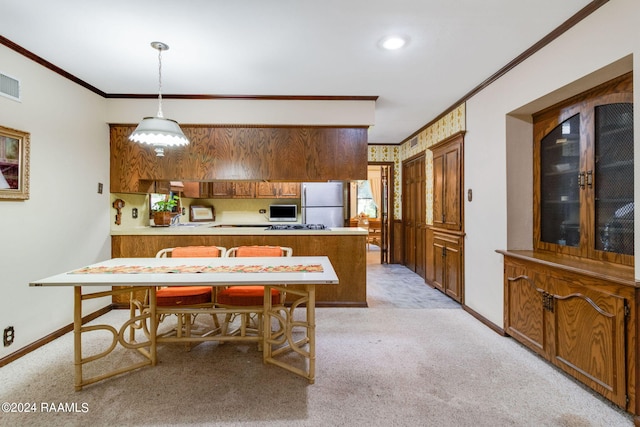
[594,103,634,255]
[534,73,633,265]
[540,114,581,247]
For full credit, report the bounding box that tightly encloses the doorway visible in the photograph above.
[351,163,393,264]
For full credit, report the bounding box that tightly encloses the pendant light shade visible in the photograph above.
[129,41,189,157]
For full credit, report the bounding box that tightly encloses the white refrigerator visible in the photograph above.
[301,182,344,228]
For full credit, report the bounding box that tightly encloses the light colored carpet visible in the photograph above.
[0,308,633,427]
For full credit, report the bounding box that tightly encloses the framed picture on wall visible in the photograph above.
[0,125,30,200]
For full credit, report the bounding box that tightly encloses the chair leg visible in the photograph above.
[129,301,136,342]
[212,313,220,330]
[257,313,263,351]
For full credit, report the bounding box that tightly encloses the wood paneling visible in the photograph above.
[110,125,368,193]
[112,233,367,307]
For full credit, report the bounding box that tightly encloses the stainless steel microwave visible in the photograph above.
[269,204,297,222]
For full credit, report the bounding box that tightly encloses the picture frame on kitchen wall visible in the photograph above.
[0,125,30,200]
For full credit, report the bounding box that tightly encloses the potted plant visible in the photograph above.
[152,195,179,226]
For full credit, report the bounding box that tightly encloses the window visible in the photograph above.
[356,180,377,218]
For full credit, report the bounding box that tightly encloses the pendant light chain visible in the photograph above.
[156,46,164,118]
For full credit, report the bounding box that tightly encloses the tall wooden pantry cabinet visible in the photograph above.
[426,131,465,303]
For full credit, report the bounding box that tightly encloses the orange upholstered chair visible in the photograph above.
[217,245,292,341]
[155,246,226,307]
[129,245,226,345]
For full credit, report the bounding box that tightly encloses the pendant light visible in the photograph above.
[128,41,189,157]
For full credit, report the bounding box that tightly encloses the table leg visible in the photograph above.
[307,284,316,384]
[72,286,156,390]
[263,284,316,383]
[74,287,83,391]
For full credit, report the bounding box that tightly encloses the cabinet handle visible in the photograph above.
[442,247,446,257]
[586,170,593,188]
[578,172,586,189]
[542,292,555,313]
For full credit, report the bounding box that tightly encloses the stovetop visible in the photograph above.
[267,224,328,230]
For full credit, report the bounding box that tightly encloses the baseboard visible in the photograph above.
[0,304,114,368]
[316,301,368,308]
[462,305,506,336]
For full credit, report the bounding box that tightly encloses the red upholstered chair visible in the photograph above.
[129,246,226,346]
[217,245,292,341]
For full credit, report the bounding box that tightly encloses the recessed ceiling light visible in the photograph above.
[379,35,408,50]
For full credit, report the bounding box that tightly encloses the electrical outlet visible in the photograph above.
[97,183,103,194]
[3,326,14,347]
[132,208,138,219]
[259,209,266,214]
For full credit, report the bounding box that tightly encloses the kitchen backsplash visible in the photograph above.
[110,193,300,229]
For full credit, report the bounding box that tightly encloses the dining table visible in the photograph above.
[30,256,339,390]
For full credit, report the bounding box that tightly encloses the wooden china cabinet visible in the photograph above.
[499,72,637,415]
[426,131,465,303]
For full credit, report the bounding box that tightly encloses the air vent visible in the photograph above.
[410,137,418,148]
[0,72,21,101]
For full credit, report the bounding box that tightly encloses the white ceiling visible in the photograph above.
[0,0,594,144]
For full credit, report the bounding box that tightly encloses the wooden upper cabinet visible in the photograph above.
[110,125,368,193]
[210,182,234,198]
[256,182,301,199]
[429,132,464,231]
[256,182,278,198]
[533,72,633,266]
[276,182,300,198]
[182,181,211,198]
[211,181,256,198]
[232,182,256,198]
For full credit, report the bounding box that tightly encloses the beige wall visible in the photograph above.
[0,44,111,358]
[464,0,639,327]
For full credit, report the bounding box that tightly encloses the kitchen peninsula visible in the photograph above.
[111,224,367,307]
[109,122,370,307]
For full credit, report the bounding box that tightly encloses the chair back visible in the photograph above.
[156,246,227,258]
[226,245,292,258]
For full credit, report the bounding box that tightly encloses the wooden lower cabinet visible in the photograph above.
[426,228,464,303]
[111,233,367,307]
[500,250,635,413]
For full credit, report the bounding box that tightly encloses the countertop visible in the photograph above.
[111,224,367,236]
